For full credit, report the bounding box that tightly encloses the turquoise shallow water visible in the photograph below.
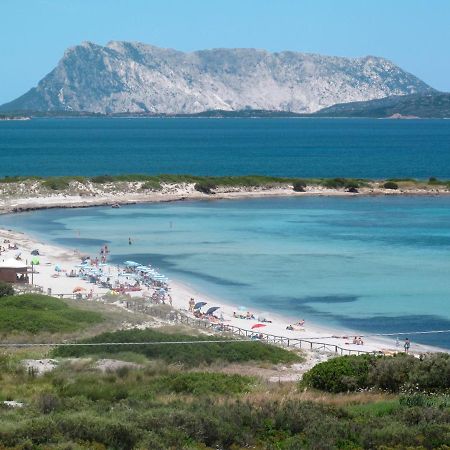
[1,196,450,348]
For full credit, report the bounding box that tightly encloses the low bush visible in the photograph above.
[141,180,162,191]
[368,353,416,392]
[345,181,360,190]
[383,181,399,190]
[302,353,450,394]
[293,180,307,192]
[154,372,254,395]
[194,181,217,194]
[301,355,374,392]
[322,178,348,189]
[42,177,71,190]
[0,281,14,297]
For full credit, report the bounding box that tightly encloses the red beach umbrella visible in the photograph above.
[251,323,267,330]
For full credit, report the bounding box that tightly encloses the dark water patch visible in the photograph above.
[259,295,450,348]
[336,314,450,349]
[54,237,111,247]
[257,295,360,316]
[109,253,250,288]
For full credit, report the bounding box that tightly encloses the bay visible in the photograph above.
[1,195,449,348]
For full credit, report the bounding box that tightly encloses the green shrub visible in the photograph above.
[293,180,307,192]
[90,175,115,183]
[53,329,301,366]
[141,180,162,191]
[345,181,360,189]
[383,181,399,190]
[0,281,14,297]
[407,353,450,392]
[154,372,254,395]
[42,178,70,190]
[368,353,416,392]
[322,178,348,189]
[0,294,103,334]
[194,181,217,194]
[301,355,375,393]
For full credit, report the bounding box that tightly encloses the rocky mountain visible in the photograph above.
[0,41,434,114]
[315,92,450,118]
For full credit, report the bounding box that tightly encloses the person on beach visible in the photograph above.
[404,338,411,353]
[188,298,195,312]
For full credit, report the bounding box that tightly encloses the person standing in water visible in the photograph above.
[128,237,132,245]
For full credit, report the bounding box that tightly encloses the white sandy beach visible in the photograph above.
[0,226,442,356]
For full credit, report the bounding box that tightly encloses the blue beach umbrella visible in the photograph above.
[206,306,220,315]
[124,261,140,267]
[194,301,207,310]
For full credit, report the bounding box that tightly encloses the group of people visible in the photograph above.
[0,239,18,255]
[233,311,256,320]
[286,319,306,331]
[99,245,110,263]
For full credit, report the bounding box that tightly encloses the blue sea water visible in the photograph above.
[1,118,450,178]
[1,196,449,348]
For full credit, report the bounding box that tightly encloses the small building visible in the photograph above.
[0,259,29,284]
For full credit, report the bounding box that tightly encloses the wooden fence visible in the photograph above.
[46,293,375,356]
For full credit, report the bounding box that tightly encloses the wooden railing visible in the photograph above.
[48,293,375,356]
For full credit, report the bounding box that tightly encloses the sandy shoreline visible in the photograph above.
[0,224,444,356]
[1,181,450,215]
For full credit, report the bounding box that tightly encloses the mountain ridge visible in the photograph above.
[0,41,434,114]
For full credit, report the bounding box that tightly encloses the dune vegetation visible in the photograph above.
[52,328,301,366]
[0,294,103,335]
[0,347,449,449]
[1,174,449,193]
[0,293,449,448]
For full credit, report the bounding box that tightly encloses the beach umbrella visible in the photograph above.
[194,301,207,310]
[251,323,267,330]
[31,257,40,265]
[206,306,220,315]
[124,261,140,267]
[15,252,21,258]
[73,286,86,293]
[31,249,39,256]
[54,265,62,272]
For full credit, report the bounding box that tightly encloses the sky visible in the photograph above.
[0,0,449,104]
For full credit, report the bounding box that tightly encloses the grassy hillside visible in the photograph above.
[0,294,103,334]
[52,328,301,366]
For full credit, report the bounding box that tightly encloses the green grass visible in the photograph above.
[0,294,103,334]
[346,399,400,417]
[52,328,301,366]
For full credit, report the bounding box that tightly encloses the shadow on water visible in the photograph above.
[261,295,450,349]
[54,237,111,246]
[108,253,250,288]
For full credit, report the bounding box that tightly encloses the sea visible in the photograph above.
[1,118,450,348]
[0,117,450,178]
